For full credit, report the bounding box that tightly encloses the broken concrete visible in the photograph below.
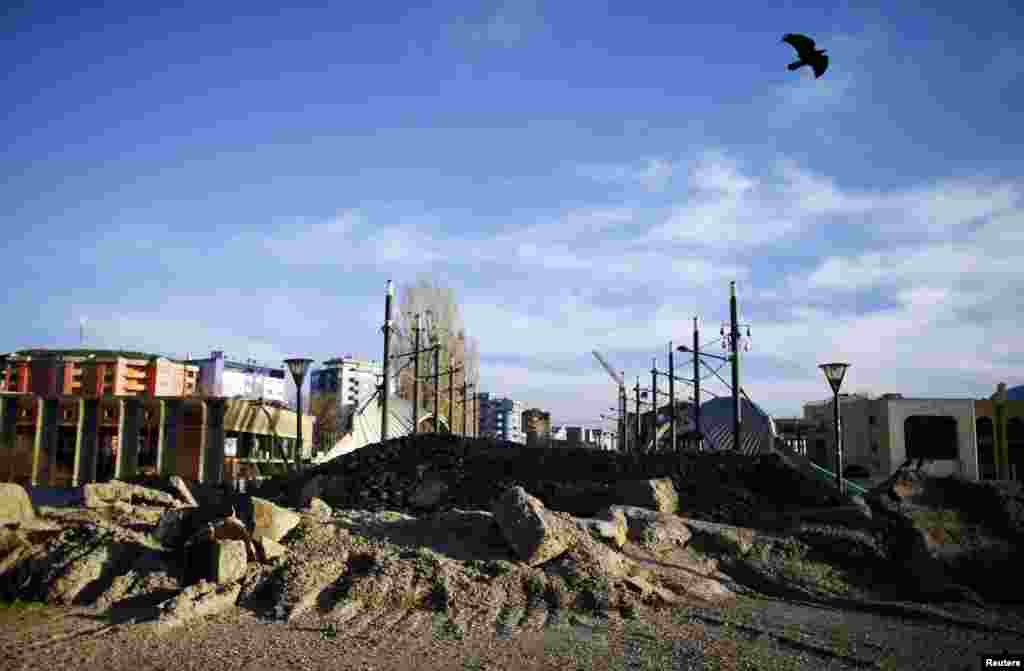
[154,581,242,632]
[575,507,628,549]
[251,497,300,543]
[607,505,693,549]
[0,483,35,526]
[84,481,182,510]
[169,476,199,507]
[491,486,578,566]
[678,517,755,557]
[615,478,679,513]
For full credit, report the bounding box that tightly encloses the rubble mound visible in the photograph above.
[866,469,1024,602]
[266,434,850,526]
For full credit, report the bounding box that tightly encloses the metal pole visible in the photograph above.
[448,354,454,434]
[669,342,676,454]
[296,383,304,464]
[461,380,467,436]
[694,316,701,451]
[651,358,658,453]
[432,345,439,433]
[834,391,844,495]
[634,377,641,455]
[382,280,394,442]
[412,313,420,435]
[730,281,742,453]
[620,385,626,453]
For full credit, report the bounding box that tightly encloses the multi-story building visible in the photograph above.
[1,350,198,397]
[521,408,551,446]
[186,351,288,405]
[310,355,396,448]
[547,425,616,450]
[802,392,981,482]
[477,393,525,444]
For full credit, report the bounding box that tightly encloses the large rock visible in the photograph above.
[208,540,248,584]
[607,505,692,549]
[615,478,678,513]
[84,481,181,509]
[0,483,35,526]
[575,508,628,549]
[491,487,579,566]
[251,497,300,543]
[677,517,754,557]
[169,476,199,507]
[154,580,242,632]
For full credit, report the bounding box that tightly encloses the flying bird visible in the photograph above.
[782,33,828,78]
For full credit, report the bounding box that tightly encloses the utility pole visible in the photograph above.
[432,345,440,433]
[381,281,394,441]
[694,317,702,452]
[730,281,741,454]
[412,313,421,435]
[668,342,676,453]
[634,376,641,455]
[459,380,475,436]
[651,358,658,453]
[448,354,454,433]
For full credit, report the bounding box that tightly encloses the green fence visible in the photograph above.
[807,460,869,496]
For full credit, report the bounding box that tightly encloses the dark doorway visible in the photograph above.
[977,417,996,480]
[1008,417,1024,481]
[904,415,958,460]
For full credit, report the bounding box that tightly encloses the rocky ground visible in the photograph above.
[2,435,1023,670]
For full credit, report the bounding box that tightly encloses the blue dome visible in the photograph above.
[1007,385,1024,401]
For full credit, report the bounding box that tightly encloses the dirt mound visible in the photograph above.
[262,434,849,526]
[866,469,1023,602]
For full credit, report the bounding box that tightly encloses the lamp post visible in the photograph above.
[819,362,850,495]
[284,358,314,466]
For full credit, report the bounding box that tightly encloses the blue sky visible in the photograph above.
[3,0,1022,425]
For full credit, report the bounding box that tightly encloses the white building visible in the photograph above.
[802,393,980,482]
[311,355,397,436]
[189,350,289,405]
[478,393,525,444]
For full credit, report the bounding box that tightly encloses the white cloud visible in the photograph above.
[576,158,677,191]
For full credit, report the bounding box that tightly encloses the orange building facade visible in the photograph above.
[1,351,198,397]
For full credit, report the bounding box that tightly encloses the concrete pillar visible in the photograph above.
[31,397,59,486]
[73,398,100,486]
[115,398,144,480]
[157,398,184,477]
[200,398,226,484]
[1,395,18,481]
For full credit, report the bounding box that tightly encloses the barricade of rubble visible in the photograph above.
[2,435,1020,637]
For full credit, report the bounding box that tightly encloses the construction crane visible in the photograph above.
[592,350,628,453]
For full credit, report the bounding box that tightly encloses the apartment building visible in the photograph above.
[477,393,525,444]
[310,355,396,446]
[1,350,198,397]
[186,351,288,405]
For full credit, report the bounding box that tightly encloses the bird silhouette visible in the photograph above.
[782,33,828,78]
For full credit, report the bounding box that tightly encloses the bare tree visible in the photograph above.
[393,275,478,430]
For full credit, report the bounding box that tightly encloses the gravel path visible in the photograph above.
[4,594,1023,671]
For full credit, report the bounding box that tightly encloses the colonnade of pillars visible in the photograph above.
[0,393,227,486]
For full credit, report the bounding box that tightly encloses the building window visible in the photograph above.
[871,442,879,454]
[868,415,875,426]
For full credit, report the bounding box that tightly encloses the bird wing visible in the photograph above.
[782,33,816,56]
[811,53,829,78]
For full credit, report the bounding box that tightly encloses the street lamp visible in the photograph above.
[284,358,314,466]
[819,362,850,496]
